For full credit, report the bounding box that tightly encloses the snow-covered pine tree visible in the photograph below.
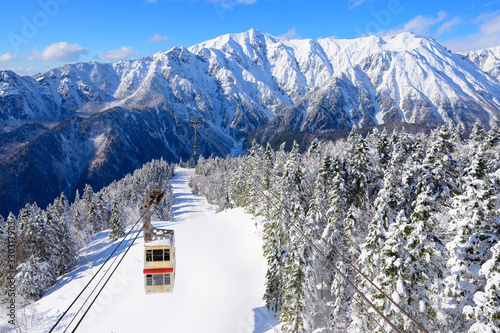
[96,192,111,230]
[303,154,332,328]
[71,202,91,249]
[303,137,323,200]
[82,184,102,234]
[357,150,408,326]
[465,242,500,332]
[283,142,308,213]
[306,155,332,236]
[245,140,264,216]
[321,157,352,328]
[23,203,47,261]
[444,147,499,332]
[405,185,447,331]
[262,192,289,313]
[263,142,308,317]
[260,145,289,314]
[15,255,54,301]
[323,157,348,255]
[486,124,500,149]
[367,211,413,333]
[252,143,275,220]
[347,134,370,209]
[109,199,126,241]
[278,142,318,332]
[229,160,251,209]
[469,119,487,144]
[262,143,275,191]
[421,124,460,202]
[280,234,317,333]
[375,128,392,172]
[16,205,34,263]
[48,194,77,276]
[40,209,63,272]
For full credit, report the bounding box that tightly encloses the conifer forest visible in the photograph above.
[190,121,500,333]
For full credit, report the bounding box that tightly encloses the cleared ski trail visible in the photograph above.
[1,168,277,333]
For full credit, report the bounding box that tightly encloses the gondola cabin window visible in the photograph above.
[143,225,175,294]
[146,273,171,286]
[145,249,170,262]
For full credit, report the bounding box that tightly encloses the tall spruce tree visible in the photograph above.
[280,236,317,333]
[466,241,500,332]
[279,142,317,332]
[109,199,126,241]
[306,155,332,235]
[49,194,77,276]
[405,185,447,331]
[348,135,370,208]
[15,255,54,301]
[444,148,499,331]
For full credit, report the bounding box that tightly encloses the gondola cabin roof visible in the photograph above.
[145,239,173,247]
[144,225,174,247]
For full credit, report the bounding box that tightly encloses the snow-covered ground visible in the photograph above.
[0,168,277,332]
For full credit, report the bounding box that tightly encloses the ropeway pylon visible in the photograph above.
[188,117,203,167]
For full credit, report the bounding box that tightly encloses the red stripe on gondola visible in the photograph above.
[143,268,174,274]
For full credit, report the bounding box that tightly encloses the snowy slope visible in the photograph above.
[461,46,500,82]
[0,168,277,333]
[189,29,500,129]
[2,29,500,133]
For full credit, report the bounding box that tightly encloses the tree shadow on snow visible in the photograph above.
[252,306,278,333]
[43,229,141,298]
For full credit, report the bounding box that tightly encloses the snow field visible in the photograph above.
[0,168,277,333]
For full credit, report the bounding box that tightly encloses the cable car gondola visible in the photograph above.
[142,189,176,294]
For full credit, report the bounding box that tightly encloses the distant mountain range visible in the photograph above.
[1,29,499,217]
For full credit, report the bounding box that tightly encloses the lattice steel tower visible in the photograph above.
[189,117,203,165]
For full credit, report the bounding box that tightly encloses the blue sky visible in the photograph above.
[0,0,499,75]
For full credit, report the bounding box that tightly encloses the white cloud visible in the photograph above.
[0,53,16,62]
[480,12,500,34]
[97,46,140,60]
[348,0,369,10]
[442,12,500,52]
[436,17,462,36]
[382,11,447,36]
[209,0,257,7]
[28,42,87,61]
[147,34,169,43]
[279,28,300,40]
[0,65,49,76]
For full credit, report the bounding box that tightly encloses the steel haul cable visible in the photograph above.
[70,217,145,332]
[201,131,403,332]
[49,202,154,332]
[244,161,429,332]
[203,130,429,332]
[62,220,144,332]
[310,247,389,333]
[69,193,165,332]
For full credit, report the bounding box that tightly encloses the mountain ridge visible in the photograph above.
[1,29,500,217]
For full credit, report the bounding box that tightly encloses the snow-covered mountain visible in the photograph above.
[461,46,500,82]
[2,29,500,134]
[1,29,500,217]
